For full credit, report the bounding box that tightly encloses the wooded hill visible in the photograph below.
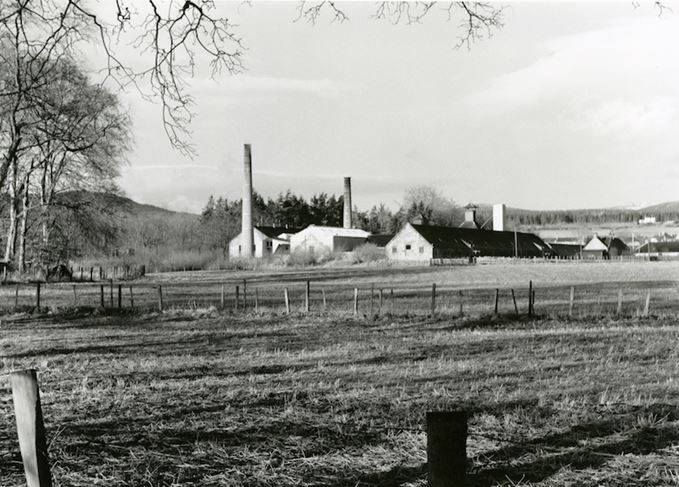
[475,203,679,228]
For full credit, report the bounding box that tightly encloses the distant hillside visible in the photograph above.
[475,202,679,228]
[59,191,198,220]
[60,191,679,230]
[638,201,679,215]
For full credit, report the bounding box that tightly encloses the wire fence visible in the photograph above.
[0,277,676,318]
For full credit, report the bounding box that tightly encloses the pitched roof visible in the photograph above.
[255,226,303,239]
[409,224,550,258]
[458,220,480,229]
[600,236,628,252]
[367,234,395,247]
[583,236,608,251]
[583,235,629,252]
[547,243,581,257]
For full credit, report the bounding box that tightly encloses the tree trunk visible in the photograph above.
[17,178,30,271]
[4,161,19,264]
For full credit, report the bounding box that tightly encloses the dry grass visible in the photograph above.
[2,309,679,485]
[1,260,678,318]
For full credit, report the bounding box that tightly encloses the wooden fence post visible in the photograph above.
[322,288,327,310]
[129,286,134,308]
[35,282,41,310]
[390,288,394,313]
[100,285,105,308]
[370,284,374,316]
[72,285,77,307]
[109,280,113,308]
[353,288,359,316]
[157,285,164,312]
[235,285,240,311]
[379,289,383,314]
[431,283,436,316]
[10,369,53,487]
[242,279,247,310]
[616,289,622,315]
[528,280,533,316]
[511,289,519,317]
[15,283,19,309]
[284,288,290,314]
[458,290,463,316]
[568,286,575,317]
[427,411,467,487]
[89,267,93,282]
[643,291,651,317]
[220,284,225,310]
[117,285,122,309]
[494,288,499,315]
[305,280,310,313]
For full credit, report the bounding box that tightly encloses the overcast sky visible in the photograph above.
[112,2,679,214]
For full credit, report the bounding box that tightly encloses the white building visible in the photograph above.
[229,226,300,258]
[290,225,369,253]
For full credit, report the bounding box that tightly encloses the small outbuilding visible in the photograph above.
[581,235,629,259]
[229,226,301,258]
[290,225,370,253]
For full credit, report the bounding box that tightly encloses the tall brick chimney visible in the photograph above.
[343,177,352,229]
[241,144,254,258]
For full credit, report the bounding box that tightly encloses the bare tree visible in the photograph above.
[403,185,461,226]
[297,2,505,48]
[0,50,129,269]
[0,0,244,159]
[28,59,130,268]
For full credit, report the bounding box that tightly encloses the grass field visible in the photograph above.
[1,260,679,486]
[1,260,678,317]
[2,309,679,486]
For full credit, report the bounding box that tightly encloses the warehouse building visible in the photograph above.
[386,223,552,261]
[290,225,370,253]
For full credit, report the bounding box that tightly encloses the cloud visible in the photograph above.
[570,98,679,135]
[193,75,351,99]
[128,164,219,171]
[465,17,679,115]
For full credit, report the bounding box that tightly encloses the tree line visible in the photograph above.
[197,186,464,252]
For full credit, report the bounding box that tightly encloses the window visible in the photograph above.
[392,246,397,254]
[405,244,411,250]
[419,247,424,254]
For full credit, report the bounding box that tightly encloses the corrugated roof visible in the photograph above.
[410,224,550,258]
